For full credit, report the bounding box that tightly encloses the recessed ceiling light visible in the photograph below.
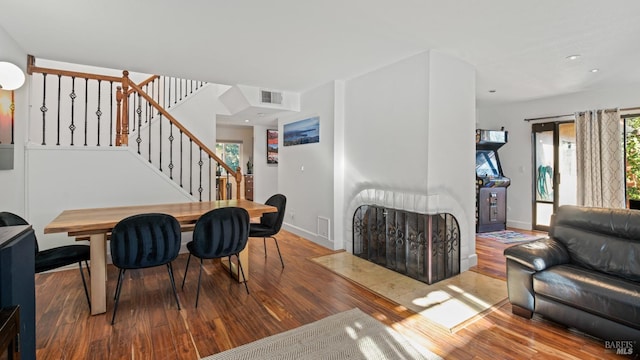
[244,119,250,123]
[590,68,599,73]
[566,55,581,60]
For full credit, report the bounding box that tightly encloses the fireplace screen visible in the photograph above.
[352,205,460,285]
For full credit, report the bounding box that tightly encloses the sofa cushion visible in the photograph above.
[550,205,640,282]
[533,264,640,330]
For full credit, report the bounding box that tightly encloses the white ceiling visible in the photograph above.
[2,0,640,120]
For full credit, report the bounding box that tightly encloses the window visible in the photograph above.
[215,142,242,174]
[624,116,640,207]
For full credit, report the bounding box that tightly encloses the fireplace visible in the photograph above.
[352,205,460,285]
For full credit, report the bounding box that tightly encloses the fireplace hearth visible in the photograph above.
[352,205,460,285]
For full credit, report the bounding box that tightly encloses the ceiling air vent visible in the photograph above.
[261,90,283,105]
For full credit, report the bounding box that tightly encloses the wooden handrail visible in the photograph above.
[127,78,243,199]
[26,55,240,199]
[131,75,160,93]
[27,56,122,83]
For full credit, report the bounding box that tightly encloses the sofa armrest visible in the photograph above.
[503,237,569,271]
[503,237,570,317]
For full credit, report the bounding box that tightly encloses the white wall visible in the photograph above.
[426,51,477,270]
[252,125,278,203]
[343,51,477,270]
[169,84,219,151]
[0,25,28,217]
[478,83,640,229]
[27,146,193,250]
[278,82,335,248]
[345,53,430,196]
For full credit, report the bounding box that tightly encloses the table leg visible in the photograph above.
[220,241,250,282]
[89,233,107,315]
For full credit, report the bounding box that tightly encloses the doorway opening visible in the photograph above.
[531,121,577,231]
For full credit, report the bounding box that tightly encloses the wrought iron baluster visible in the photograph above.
[83,78,88,146]
[190,80,193,94]
[109,81,113,146]
[159,114,163,171]
[179,130,183,187]
[168,77,172,108]
[40,73,48,145]
[189,139,193,195]
[179,79,183,102]
[174,77,177,105]
[96,79,102,146]
[198,149,203,201]
[69,76,76,146]
[168,123,174,179]
[55,75,61,145]
[144,84,148,123]
[136,93,142,154]
[208,156,212,201]
[148,98,152,163]
[131,93,137,132]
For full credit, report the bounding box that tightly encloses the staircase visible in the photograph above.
[26,55,242,202]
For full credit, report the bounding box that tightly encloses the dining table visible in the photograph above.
[44,199,277,315]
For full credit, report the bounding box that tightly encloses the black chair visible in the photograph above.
[109,213,181,324]
[249,194,286,268]
[181,207,250,307]
[0,211,91,310]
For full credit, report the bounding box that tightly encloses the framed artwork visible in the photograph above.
[267,129,278,164]
[283,116,319,146]
[0,90,15,170]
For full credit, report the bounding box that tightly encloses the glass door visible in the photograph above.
[532,122,576,231]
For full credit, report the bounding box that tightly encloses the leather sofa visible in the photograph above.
[504,205,640,342]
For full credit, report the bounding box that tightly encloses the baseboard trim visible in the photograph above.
[283,223,333,249]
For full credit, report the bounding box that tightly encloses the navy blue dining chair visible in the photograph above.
[249,194,286,268]
[0,211,91,310]
[181,207,250,307]
[109,213,181,324]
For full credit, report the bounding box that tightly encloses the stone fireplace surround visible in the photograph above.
[345,188,476,272]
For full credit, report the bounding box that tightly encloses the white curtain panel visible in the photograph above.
[575,109,625,208]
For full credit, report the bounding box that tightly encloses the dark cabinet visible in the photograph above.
[244,175,254,201]
[0,306,20,360]
[0,226,35,360]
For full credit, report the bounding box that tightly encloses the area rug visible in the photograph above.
[311,252,508,333]
[477,230,547,243]
[201,308,442,360]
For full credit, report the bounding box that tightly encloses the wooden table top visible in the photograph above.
[44,199,276,236]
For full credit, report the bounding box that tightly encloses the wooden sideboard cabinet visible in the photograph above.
[244,175,254,201]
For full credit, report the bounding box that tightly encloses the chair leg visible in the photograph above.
[227,256,233,278]
[236,254,250,295]
[85,260,91,276]
[166,263,181,310]
[114,268,124,300]
[111,268,125,325]
[77,262,91,311]
[263,238,267,258]
[195,259,204,308]
[272,236,285,268]
[181,253,192,289]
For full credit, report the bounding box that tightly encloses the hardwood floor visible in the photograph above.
[34,230,628,359]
